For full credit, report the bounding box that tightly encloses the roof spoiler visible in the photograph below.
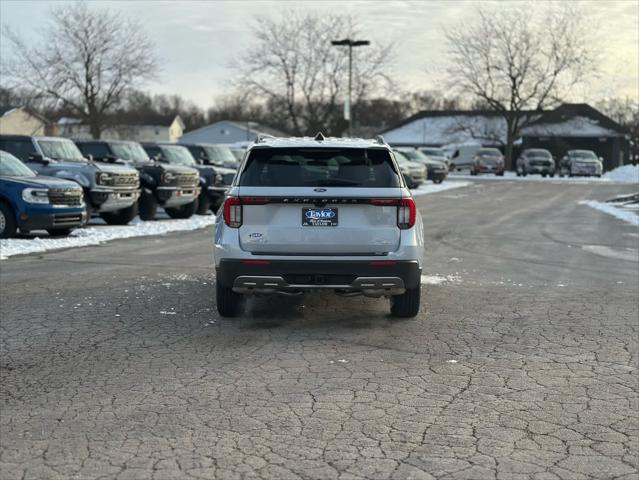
[374,135,385,145]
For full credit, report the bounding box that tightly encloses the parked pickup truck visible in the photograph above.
[0,150,85,238]
[143,143,220,215]
[75,139,200,221]
[0,135,140,225]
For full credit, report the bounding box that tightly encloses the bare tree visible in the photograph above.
[233,11,394,136]
[597,97,639,163]
[2,2,158,139]
[444,2,596,168]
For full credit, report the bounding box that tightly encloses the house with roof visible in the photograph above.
[178,120,288,145]
[381,103,630,170]
[58,114,185,143]
[0,106,53,136]
[519,104,630,171]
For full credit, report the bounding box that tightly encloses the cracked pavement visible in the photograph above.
[1,181,638,479]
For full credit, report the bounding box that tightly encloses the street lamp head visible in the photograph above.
[331,39,370,47]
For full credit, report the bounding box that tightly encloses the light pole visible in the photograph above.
[331,38,369,137]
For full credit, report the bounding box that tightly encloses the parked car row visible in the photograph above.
[0,135,240,238]
[392,148,449,188]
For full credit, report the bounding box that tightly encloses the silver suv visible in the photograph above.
[214,135,424,318]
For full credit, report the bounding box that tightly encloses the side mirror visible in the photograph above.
[599,156,603,162]
[28,153,47,163]
[85,154,94,162]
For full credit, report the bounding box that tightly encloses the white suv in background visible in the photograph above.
[214,135,424,318]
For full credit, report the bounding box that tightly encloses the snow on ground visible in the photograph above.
[410,181,472,196]
[0,215,216,260]
[604,164,639,184]
[421,274,462,285]
[579,200,639,226]
[450,164,638,184]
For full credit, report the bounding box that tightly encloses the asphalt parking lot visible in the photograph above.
[1,180,638,480]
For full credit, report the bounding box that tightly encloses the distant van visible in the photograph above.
[443,143,482,171]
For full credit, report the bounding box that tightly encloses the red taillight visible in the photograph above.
[368,261,398,266]
[241,196,271,205]
[240,260,271,265]
[223,196,242,228]
[369,198,416,229]
[397,198,416,229]
[370,198,401,206]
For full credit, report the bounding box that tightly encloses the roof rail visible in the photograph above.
[254,133,274,144]
[374,135,385,145]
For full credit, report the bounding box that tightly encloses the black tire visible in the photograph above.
[542,173,547,178]
[100,202,138,225]
[549,172,555,178]
[522,168,527,177]
[216,282,242,317]
[390,286,421,318]
[449,163,456,171]
[496,172,504,176]
[0,201,17,239]
[47,228,74,237]
[211,198,224,214]
[470,169,477,176]
[196,191,211,215]
[165,199,198,219]
[433,178,443,184]
[138,191,158,221]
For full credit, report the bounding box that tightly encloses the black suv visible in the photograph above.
[75,139,200,221]
[142,143,230,214]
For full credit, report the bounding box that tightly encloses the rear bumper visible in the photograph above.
[216,259,421,292]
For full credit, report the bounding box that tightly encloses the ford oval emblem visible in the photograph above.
[313,188,327,192]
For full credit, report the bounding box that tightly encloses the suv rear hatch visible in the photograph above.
[232,147,405,255]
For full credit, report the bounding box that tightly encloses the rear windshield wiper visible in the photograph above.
[309,179,362,186]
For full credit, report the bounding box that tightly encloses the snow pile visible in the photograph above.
[0,215,216,260]
[410,180,472,197]
[579,200,639,226]
[603,164,639,184]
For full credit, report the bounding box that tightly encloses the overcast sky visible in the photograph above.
[1,0,637,109]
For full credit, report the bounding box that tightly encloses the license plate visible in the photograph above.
[302,207,338,226]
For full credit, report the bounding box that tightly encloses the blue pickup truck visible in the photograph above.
[0,150,86,238]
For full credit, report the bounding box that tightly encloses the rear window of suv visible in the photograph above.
[239,147,401,188]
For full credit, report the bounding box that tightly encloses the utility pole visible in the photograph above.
[331,38,369,137]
